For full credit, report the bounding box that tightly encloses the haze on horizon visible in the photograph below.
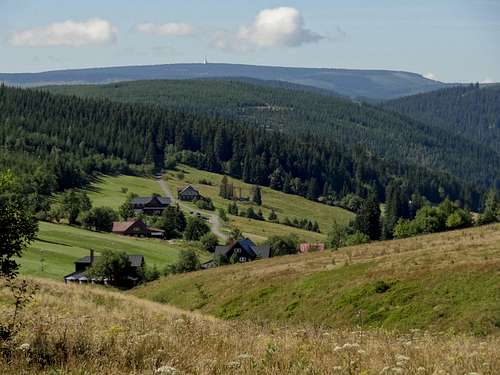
[1,0,499,83]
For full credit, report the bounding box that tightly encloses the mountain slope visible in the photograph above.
[133,224,500,335]
[44,79,499,190]
[0,63,449,99]
[2,278,498,374]
[385,85,500,183]
[0,85,477,209]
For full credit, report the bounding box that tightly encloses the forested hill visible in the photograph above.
[0,85,480,210]
[384,84,500,168]
[0,63,448,100]
[44,79,500,189]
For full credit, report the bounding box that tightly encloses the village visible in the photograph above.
[63,179,326,285]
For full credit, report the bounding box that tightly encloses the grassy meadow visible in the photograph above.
[133,223,500,335]
[1,277,498,374]
[19,222,209,280]
[165,165,354,242]
[86,174,164,209]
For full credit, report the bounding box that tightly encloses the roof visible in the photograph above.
[112,220,143,233]
[177,185,200,194]
[75,254,144,268]
[130,196,171,205]
[214,239,271,259]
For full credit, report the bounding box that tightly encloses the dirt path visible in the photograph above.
[157,177,228,241]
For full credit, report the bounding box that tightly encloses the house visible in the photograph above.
[112,219,166,239]
[64,250,145,284]
[130,196,171,215]
[299,243,326,253]
[214,238,271,264]
[112,219,150,237]
[177,185,201,201]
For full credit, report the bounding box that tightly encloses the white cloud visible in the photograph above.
[135,22,194,37]
[215,7,323,51]
[424,72,438,81]
[10,18,117,47]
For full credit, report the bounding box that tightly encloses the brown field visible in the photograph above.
[1,278,499,374]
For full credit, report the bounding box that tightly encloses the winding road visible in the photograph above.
[157,177,228,241]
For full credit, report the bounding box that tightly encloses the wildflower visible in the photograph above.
[18,343,30,351]
[227,361,240,369]
[334,346,343,352]
[417,367,426,372]
[332,366,342,371]
[156,365,178,374]
[358,349,366,355]
[395,354,410,362]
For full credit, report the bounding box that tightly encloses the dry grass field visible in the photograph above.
[1,278,498,374]
[134,224,500,335]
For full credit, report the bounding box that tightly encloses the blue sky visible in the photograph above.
[1,0,499,82]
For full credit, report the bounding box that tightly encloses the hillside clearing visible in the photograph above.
[19,222,208,280]
[164,165,353,242]
[133,224,500,335]
[86,174,163,210]
[1,278,498,374]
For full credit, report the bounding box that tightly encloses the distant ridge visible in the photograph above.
[0,63,450,100]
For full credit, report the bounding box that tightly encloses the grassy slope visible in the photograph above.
[2,279,498,374]
[166,165,354,242]
[20,222,208,280]
[86,174,164,210]
[133,224,500,335]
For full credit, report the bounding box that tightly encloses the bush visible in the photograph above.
[198,178,213,186]
[344,231,370,246]
[393,218,419,239]
[200,232,219,252]
[184,216,210,241]
[165,249,200,274]
[374,280,391,293]
[86,250,139,287]
[195,197,215,211]
[267,235,299,257]
[141,265,161,283]
[80,207,118,232]
[218,208,228,222]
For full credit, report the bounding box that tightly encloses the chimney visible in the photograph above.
[90,249,94,264]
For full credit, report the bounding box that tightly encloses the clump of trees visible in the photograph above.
[393,198,472,239]
[164,249,201,275]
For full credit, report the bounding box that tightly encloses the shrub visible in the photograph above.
[267,235,299,257]
[195,197,215,211]
[218,208,228,222]
[165,249,200,274]
[374,280,391,293]
[344,231,370,246]
[86,250,139,287]
[200,232,219,252]
[81,207,118,232]
[184,216,210,241]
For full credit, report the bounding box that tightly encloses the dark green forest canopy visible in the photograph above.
[44,79,500,189]
[385,84,500,188]
[0,85,481,209]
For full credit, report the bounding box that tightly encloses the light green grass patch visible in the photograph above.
[20,222,209,280]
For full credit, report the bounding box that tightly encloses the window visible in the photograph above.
[239,257,247,262]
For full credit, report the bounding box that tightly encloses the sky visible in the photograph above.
[1,0,499,83]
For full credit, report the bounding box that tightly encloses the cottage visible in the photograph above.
[112,219,149,237]
[299,243,326,253]
[177,185,201,201]
[64,250,145,284]
[213,238,271,264]
[130,196,171,215]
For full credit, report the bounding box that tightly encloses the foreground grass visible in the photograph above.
[165,165,354,242]
[1,278,498,374]
[133,224,500,335]
[20,222,208,280]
